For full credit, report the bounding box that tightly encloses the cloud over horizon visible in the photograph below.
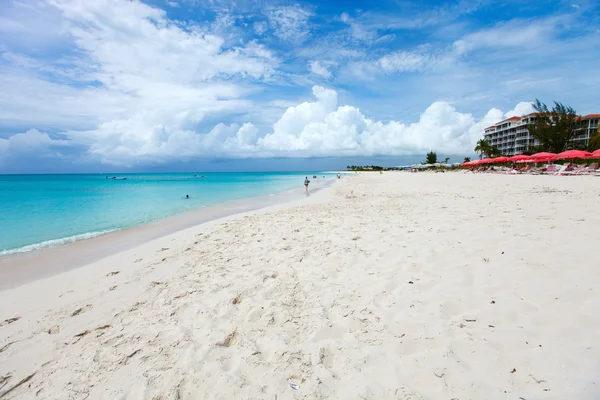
[0,0,598,171]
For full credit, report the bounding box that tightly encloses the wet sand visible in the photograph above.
[0,179,333,290]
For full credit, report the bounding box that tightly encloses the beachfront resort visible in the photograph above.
[483,113,599,156]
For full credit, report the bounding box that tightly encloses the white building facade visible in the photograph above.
[483,113,599,156]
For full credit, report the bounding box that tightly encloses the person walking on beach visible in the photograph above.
[304,177,310,193]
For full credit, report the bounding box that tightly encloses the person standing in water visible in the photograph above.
[304,177,310,193]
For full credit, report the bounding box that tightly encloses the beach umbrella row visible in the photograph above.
[462,150,599,167]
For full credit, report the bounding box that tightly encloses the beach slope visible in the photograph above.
[1,172,600,399]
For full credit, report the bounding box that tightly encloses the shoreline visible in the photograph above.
[2,172,599,399]
[0,178,336,290]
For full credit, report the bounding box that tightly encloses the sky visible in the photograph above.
[0,0,599,172]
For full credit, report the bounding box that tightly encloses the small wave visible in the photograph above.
[0,229,119,257]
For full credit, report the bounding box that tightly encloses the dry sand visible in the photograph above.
[1,172,600,399]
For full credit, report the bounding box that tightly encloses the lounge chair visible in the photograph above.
[539,164,556,175]
[562,164,586,176]
[553,165,569,175]
[519,165,535,174]
[582,163,598,174]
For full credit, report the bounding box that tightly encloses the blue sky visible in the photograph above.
[0,0,599,172]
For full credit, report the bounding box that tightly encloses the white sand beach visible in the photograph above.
[1,172,600,399]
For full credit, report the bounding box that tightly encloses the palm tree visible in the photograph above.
[463,157,471,163]
[474,139,490,160]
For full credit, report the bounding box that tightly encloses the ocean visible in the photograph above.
[0,172,330,256]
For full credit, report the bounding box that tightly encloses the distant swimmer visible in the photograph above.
[185,194,189,199]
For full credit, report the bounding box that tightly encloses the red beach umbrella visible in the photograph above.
[480,158,494,164]
[592,149,600,158]
[530,152,558,160]
[491,156,510,163]
[509,154,531,162]
[557,150,592,160]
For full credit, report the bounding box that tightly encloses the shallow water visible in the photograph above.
[0,172,329,255]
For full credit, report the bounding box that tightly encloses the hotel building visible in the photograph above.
[483,113,599,156]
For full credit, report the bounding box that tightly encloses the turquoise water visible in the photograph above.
[0,172,327,255]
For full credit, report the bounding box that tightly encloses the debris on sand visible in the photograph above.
[73,331,91,343]
[0,372,35,398]
[127,349,141,358]
[71,305,92,317]
[216,330,238,347]
[0,317,21,327]
[106,271,120,276]
[0,342,15,354]
[95,324,112,331]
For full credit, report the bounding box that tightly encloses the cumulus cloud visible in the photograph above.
[504,102,535,118]
[0,129,70,164]
[257,86,501,157]
[2,85,519,164]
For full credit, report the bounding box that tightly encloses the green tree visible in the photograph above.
[425,151,437,164]
[474,139,490,159]
[444,157,450,164]
[474,139,502,158]
[488,146,503,157]
[463,157,471,163]
[528,99,579,153]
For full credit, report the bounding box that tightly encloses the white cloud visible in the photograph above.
[308,60,335,78]
[0,129,70,163]
[348,50,436,78]
[257,86,502,157]
[166,1,179,7]
[0,0,279,165]
[2,1,598,170]
[452,18,558,55]
[504,102,535,118]
[378,51,434,73]
[2,85,512,163]
[267,5,312,42]
[253,21,267,35]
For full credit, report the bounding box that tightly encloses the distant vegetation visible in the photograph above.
[463,157,471,163]
[425,151,437,164]
[528,99,579,153]
[474,139,502,159]
[346,165,388,171]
